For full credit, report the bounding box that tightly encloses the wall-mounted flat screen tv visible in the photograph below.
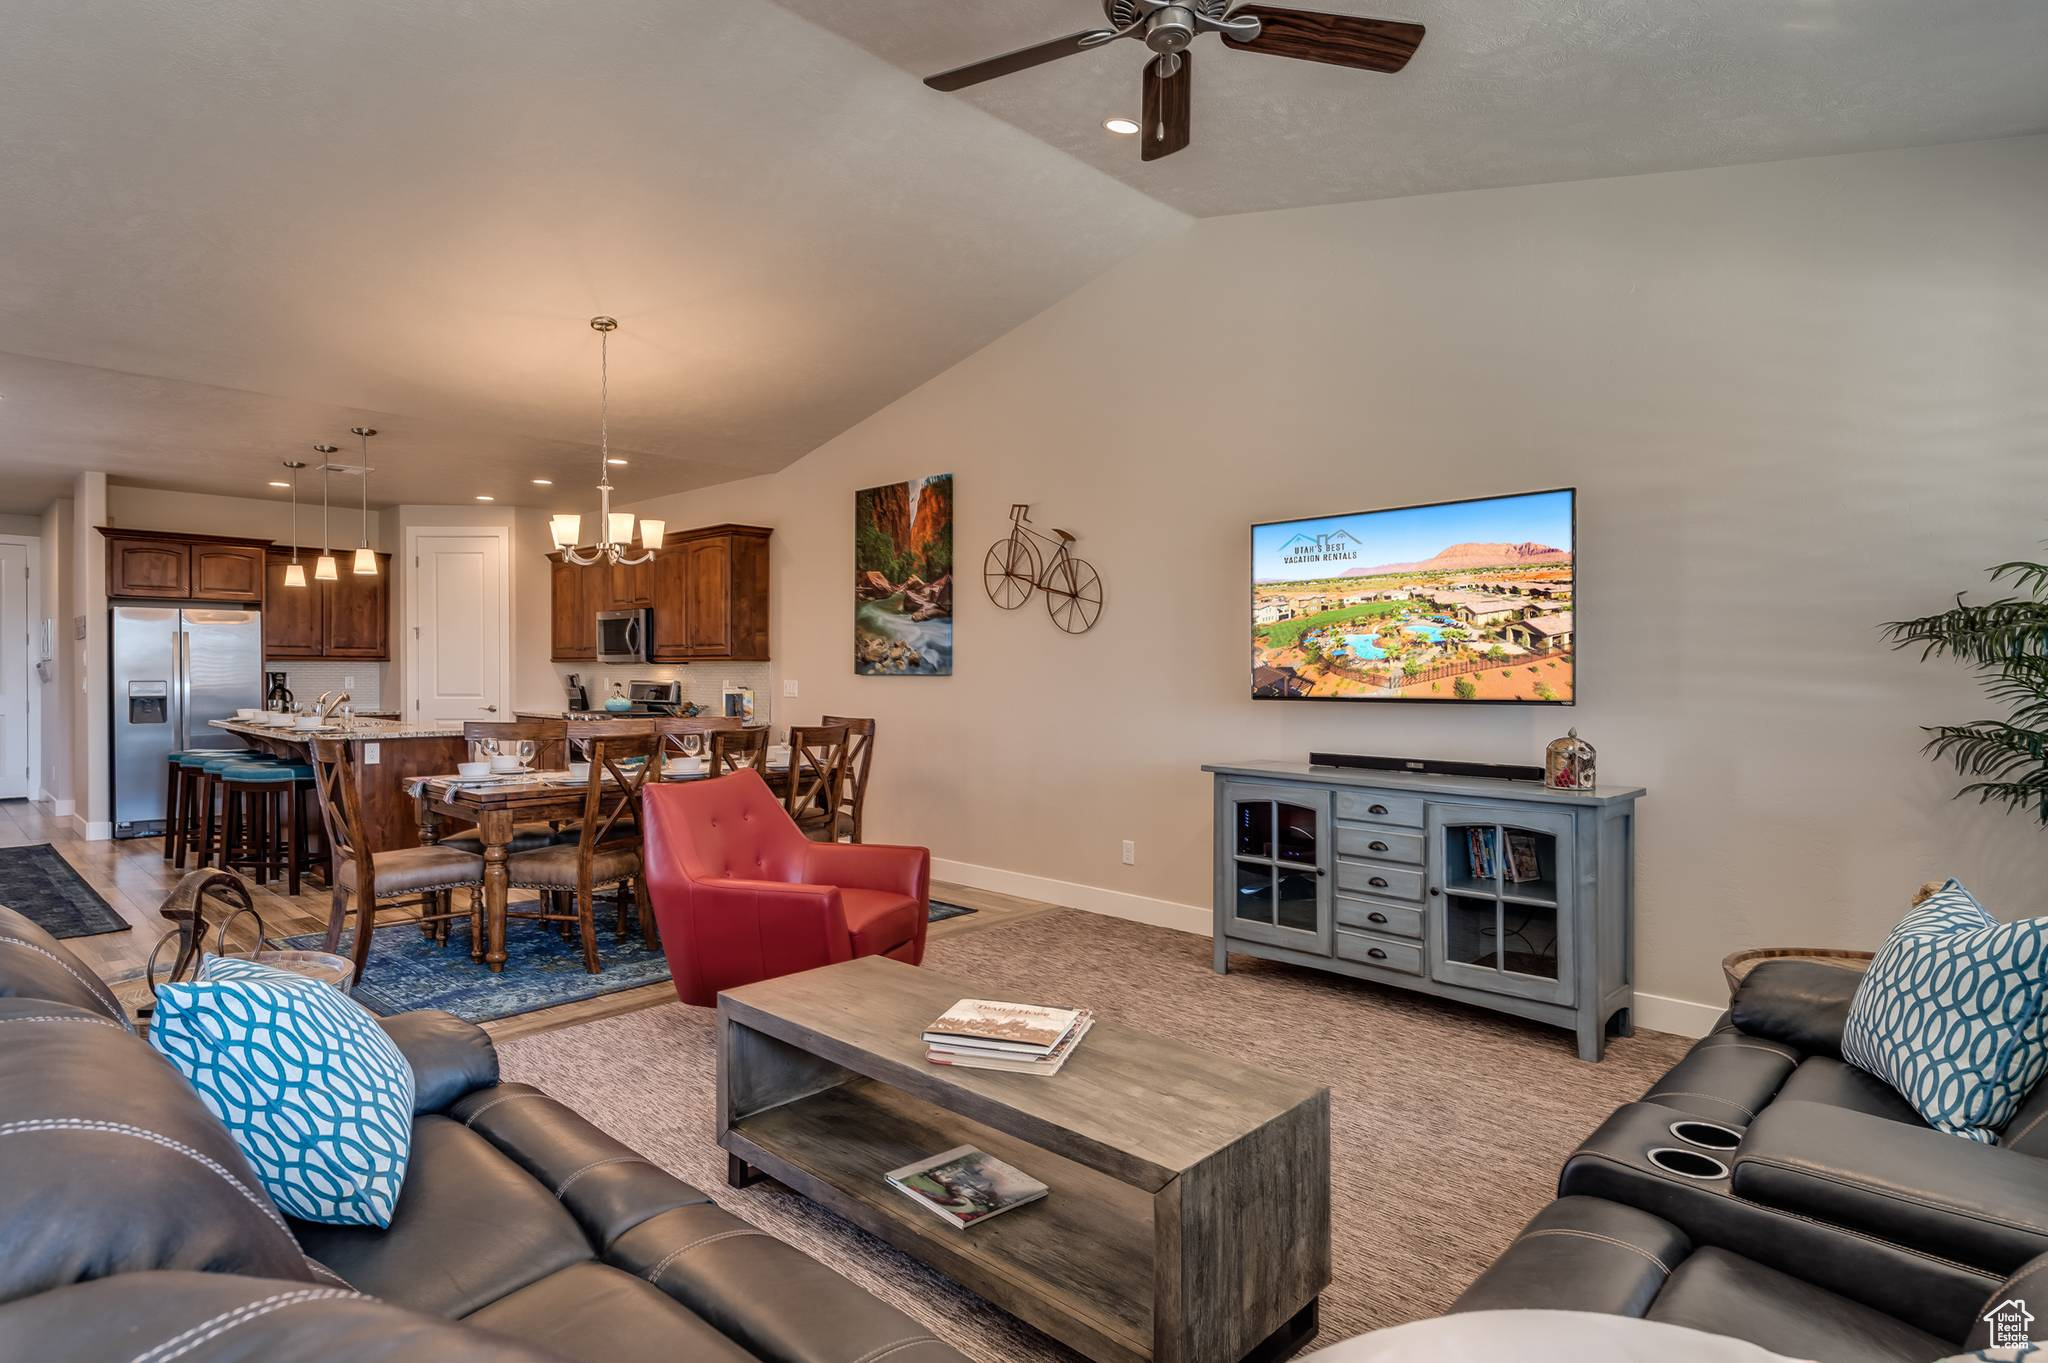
[1251,488,1575,704]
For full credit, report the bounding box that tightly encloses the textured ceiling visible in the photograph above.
[782,0,2048,217]
[0,0,1185,514]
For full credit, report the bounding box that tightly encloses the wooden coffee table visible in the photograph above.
[716,957,1331,1363]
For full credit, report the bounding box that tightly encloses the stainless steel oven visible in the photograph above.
[595,608,651,664]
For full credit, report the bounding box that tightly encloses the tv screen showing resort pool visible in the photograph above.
[1251,488,1575,704]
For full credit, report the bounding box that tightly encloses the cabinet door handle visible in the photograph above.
[1369,840,1389,852]
[1367,947,1388,961]
[1368,912,1388,925]
[1429,887,1442,897]
[1313,867,1326,877]
[1368,803,1389,816]
[1368,876,1389,889]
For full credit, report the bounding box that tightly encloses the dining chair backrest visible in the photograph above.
[579,728,664,856]
[709,725,771,776]
[654,715,741,762]
[309,737,372,889]
[818,715,876,843]
[464,718,568,770]
[783,724,850,840]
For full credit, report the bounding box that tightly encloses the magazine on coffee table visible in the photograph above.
[927,1012,1095,1074]
[885,1145,1048,1229]
[922,999,1082,1055]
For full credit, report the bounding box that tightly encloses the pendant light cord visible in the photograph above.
[598,324,611,491]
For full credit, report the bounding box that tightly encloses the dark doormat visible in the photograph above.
[0,844,132,938]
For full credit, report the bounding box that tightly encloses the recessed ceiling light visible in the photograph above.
[605,457,628,466]
[475,494,495,502]
[530,478,553,486]
[268,481,291,488]
[1104,116,1140,136]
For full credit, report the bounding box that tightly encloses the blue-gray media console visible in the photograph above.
[1205,761,1645,1061]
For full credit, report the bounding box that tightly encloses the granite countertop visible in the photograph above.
[210,717,466,742]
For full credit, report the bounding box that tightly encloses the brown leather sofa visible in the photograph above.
[0,903,967,1363]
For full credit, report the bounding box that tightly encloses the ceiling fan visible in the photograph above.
[924,1,1425,163]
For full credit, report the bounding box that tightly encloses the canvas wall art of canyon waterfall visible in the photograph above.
[856,474,954,675]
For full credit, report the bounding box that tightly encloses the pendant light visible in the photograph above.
[313,444,340,582]
[281,460,308,588]
[349,427,379,575]
[551,317,664,566]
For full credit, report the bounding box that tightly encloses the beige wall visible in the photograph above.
[106,483,388,550]
[628,135,2048,1024]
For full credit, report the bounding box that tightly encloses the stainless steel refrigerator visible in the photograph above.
[111,606,265,838]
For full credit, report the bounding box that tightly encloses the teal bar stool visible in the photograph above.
[163,750,225,866]
[217,761,318,895]
[194,753,272,870]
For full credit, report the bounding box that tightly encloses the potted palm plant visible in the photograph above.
[1884,545,2048,822]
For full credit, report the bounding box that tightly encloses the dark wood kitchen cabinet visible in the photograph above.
[262,548,391,659]
[103,530,270,603]
[549,525,769,663]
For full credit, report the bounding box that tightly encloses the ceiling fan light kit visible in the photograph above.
[924,2,1424,160]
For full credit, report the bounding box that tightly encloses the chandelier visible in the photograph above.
[550,316,664,566]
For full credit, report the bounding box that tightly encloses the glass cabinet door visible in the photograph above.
[1426,802,1575,1005]
[1222,782,1331,952]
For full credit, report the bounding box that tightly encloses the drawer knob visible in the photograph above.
[1369,840,1388,852]
[1430,887,1442,897]
[1368,803,1389,815]
[1368,912,1388,925]
[1368,876,1389,888]
[1367,947,1388,961]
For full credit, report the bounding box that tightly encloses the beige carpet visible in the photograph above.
[497,910,1695,1362]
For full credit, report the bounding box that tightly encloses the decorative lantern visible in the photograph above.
[1545,727,1597,791]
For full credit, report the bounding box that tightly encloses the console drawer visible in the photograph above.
[1335,930,1423,977]
[1334,826,1425,865]
[1333,791,1425,827]
[1334,859,1424,902]
[1335,897,1423,940]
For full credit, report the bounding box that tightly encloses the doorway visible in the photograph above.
[0,537,43,801]
[404,527,511,727]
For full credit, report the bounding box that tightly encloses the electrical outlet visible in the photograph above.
[343,674,355,689]
[783,679,799,697]
[1121,840,1135,866]
[363,743,381,765]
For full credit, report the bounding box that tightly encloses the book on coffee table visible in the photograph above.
[927,1012,1095,1074]
[885,1145,1048,1229]
[921,999,1082,1056]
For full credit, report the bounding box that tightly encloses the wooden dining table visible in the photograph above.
[409,758,790,973]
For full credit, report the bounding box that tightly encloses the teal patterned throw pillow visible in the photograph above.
[1842,880,2048,1143]
[149,955,414,1225]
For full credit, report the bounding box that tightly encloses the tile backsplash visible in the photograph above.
[263,660,386,711]
[554,662,774,724]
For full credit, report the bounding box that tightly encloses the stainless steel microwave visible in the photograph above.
[595,608,651,664]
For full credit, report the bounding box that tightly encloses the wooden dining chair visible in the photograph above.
[310,737,485,985]
[709,725,771,776]
[819,715,876,843]
[783,724,850,842]
[436,719,576,858]
[504,728,663,972]
[654,715,741,767]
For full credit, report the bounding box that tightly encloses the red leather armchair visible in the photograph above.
[641,769,933,1006]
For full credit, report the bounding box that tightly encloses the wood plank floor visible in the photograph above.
[0,798,1056,1040]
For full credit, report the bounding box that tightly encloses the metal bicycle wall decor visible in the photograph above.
[982,503,1104,634]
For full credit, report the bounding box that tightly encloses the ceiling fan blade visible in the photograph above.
[924,29,1112,92]
[1141,51,1191,162]
[1223,6,1424,72]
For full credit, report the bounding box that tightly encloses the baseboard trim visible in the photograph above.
[932,858,1210,937]
[70,815,111,841]
[1633,991,1721,1039]
[38,793,75,818]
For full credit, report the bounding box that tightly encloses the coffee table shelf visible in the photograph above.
[717,957,1331,1363]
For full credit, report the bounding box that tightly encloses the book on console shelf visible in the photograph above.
[885,1146,1048,1229]
[922,998,1085,1056]
[927,1013,1095,1074]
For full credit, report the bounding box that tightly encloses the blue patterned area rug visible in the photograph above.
[0,843,130,938]
[284,900,975,1024]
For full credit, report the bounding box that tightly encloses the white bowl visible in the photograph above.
[234,707,260,719]
[456,761,490,779]
[565,762,592,781]
[488,755,526,774]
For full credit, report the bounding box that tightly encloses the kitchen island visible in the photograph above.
[210,718,470,854]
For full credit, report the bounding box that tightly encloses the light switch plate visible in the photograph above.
[783,679,799,697]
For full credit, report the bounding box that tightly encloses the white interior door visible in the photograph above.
[408,530,508,726]
[0,542,32,799]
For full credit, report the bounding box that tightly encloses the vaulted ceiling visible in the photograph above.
[2,0,2043,515]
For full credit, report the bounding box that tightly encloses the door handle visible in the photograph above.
[1368,876,1389,889]
[482,705,498,713]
